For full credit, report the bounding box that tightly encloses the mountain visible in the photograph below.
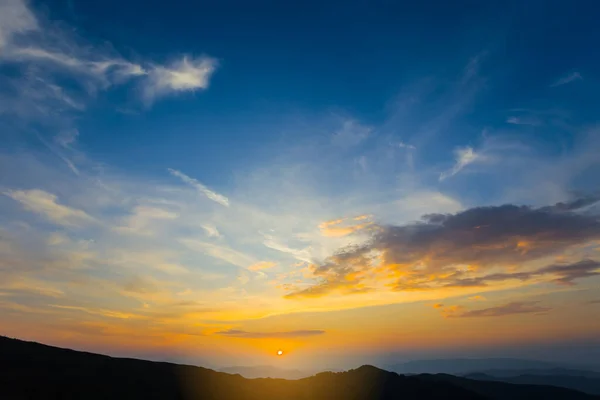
[464,372,600,395]
[1,336,598,399]
[219,365,312,379]
[469,368,600,378]
[387,358,584,375]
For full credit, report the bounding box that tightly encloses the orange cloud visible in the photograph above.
[248,261,277,271]
[285,198,600,299]
[318,216,373,237]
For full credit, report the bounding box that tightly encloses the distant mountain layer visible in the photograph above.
[219,365,312,379]
[1,336,598,400]
[388,358,600,375]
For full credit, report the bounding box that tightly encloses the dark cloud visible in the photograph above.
[449,301,551,318]
[215,329,325,339]
[285,199,600,298]
[446,259,600,288]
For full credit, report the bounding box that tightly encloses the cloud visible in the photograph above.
[262,233,313,263]
[248,261,277,271]
[447,259,600,288]
[181,239,255,268]
[201,224,222,238]
[4,189,94,226]
[8,47,146,83]
[398,141,416,150]
[284,198,600,298]
[168,168,229,207]
[449,301,551,318]
[215,329,325,339]
[331,119,371,147]
[318,217,373,237]
[550,71,582,87]
[54,129,79,148]
[0,0,216,112]
[0,0,37,50]
[122,276,161,294]
[506,116,542,126]
[439,146,483,181]
[142,56,217,104]
[468,295,486,301]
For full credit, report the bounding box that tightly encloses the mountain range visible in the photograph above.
[1,335,599,400]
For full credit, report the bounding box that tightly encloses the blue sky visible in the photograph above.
[1,0,600,368]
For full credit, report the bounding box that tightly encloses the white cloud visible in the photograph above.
[168,168,229,207]
[202,224,222,238]
[142,56,217,104]
[262,233,313,263]
[117,205,179,235]
[4,189,94,226]
[0,1,216,113]
[506,116,542,126]
[550,71,582,87]
[398,141,416,150]
[439,146,483,181]
[8,47,146,84]
[0,0,37,50]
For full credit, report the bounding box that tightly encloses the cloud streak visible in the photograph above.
[216,329,325,339]
[447,301,551,318]
[439,146,483,181]
[168,168,229,207]
[550,71,582,87]
[4,189,94,227]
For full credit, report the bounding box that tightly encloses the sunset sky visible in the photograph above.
[1,0,600,369]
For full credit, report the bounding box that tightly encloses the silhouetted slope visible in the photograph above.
[1,336,597,400]
[422,373,597,400]
[465,372,600,395]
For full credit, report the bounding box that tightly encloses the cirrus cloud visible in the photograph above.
[216,329,325,339]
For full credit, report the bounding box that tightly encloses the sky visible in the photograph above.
[1,0,600,369]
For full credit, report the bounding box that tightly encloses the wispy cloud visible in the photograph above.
[181,239,255,268]
[4,189,94,227]
[0,0,217,115]
[318,217,373,237]
[331,119,371,147]
[216,329,325,339]
[439,146,483,181]
[398,141,416,150]
[550,71,582,87]
[201,224,222,238]
[168,168,229,207]
[248,261,277,271]
[142,56,217,104]
[468,295,486,301]
[506,116,542,126]
[449,301,551,318]
[0,0,37,50]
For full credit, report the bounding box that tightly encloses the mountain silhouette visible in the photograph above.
[464,372,600,395]
[1,336,598,399]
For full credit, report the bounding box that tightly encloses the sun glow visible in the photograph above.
[277,350,283,356]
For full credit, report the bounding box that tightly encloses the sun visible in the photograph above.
[277,350,283,356]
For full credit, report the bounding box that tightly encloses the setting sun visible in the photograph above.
[277,350,283,356]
